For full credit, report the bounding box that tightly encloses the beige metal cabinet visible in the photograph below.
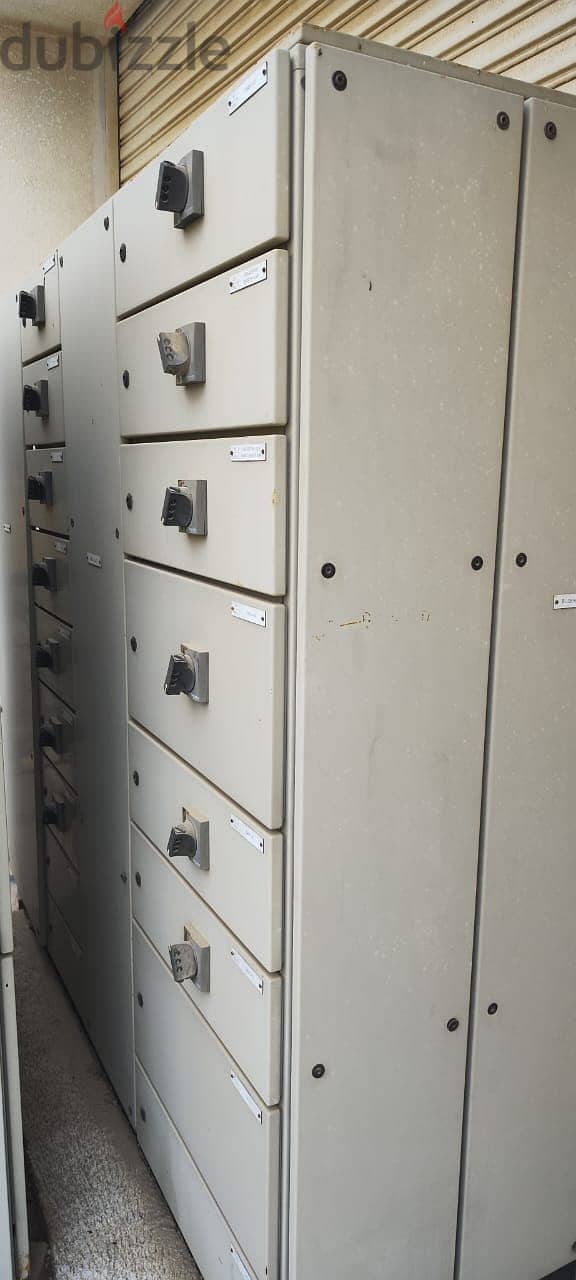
[136,1063,258,1280]
[134,925,280,1280]
[132,826,282,1104]
[121,435,287,595]
[37,682,75,790]
[45,827,79,941]
[26,447,69,535]
[117,251,288,439]
[34,606,74,707]
[129,725,283,972]
[30,531,71,624]
[19,256,61,364]
[22,352,64,447]
[125,562,286,829]
[113,50,290,317]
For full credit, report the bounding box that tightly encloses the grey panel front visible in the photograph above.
[41,755,77,869]
[113,49,290,316]
[37,682,75,789]
[45,827,79,941]
[22,354,64,446]
[26,447,69,535]
[34,606,74,707]
[30,530,71,624]
[20,257,61,363]
[125,562,285,829]
[133,925,280,1280]
[289,46,522,1280]
[458,98,576,1280]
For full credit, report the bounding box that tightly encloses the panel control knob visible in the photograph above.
[18,285,45,327]
[167,823,197,861]
[39,717,67,755]
[164,653,196,697]
[155,151,204,228]
[32,558,57,592]
[42,797,67,831]
[27,470,53,504]
[169,925,210,990]
[36,643,53,670]
[161,480,207,535]
[36,638,63,673]
[157,322,206,386]
[23,380,49,418]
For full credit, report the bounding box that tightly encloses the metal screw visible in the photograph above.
[130,636,137,652]
[471,556,484,571]
[125,492,133,510]
[487,1002,498,1015]
[497,111,510,131]
[115,528,120,539]
[137,992,143,1007]
[140,1106,146,1122]
[312,1064,326,1078]
[119,243,127,262]
[59,255,64,267]
[544,121,557,140]
[132,770,139,786]
[515,552,527,567]
[332,70,347,91]
[447,1018,460,1032]
[135,872,142,887]
[122,370,130,389]
[70,517,75,528]
[321,562,336,579]
[120,871,127,884]
[104,216,110,230]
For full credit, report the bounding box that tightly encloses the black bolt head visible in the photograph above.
[135,872,142,887]
[487,1002,498,1015]
[332,70,347,91]
[119,243,127,262]
[322,562,336,579]
[497,111,510,131]
[59,255,64,267]
[544,121,557,140]
[132,770,140,786]
[130,636,138,652]
[126,492,133,510]
[115,528,120,539]
[104,215,110,230]
[515,552,527,567]
[140,1106,146,1122]
[312,1063,326,1078]
[137,992,143,1007]
[122,370,130,389]
[471,556,484,571]
[447,1018,460,1032]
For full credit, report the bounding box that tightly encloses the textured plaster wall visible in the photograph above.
[0,23,117,288]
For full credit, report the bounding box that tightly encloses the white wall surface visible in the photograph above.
[0,22,117,287]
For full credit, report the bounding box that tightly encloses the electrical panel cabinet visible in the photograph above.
[4,25,576,1280]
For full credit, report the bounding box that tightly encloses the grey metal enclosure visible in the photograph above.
[1,23,575,1280]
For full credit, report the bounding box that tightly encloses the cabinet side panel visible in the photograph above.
[458,97,576,1280]
[289,45,522,1280]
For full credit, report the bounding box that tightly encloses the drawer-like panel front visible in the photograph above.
[125,563,285,829]
[129,726,282,972]
[38,681,75,789]
[117,250,288,438]
[48,894,82,1013]
[23,352,65,446]
[121,435,286,595]
[113,49,290,317]
[41,756,78,869]
[45,827,79,940]
[20,255,61,363]
[134,925,279,1280]
[136,1063,259,1280]
[34,607,74,707]
[26,446,69,534]
[30,530,71,624]
[132,826,281,1104]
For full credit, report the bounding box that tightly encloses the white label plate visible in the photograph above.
[228,258,267,295]
[46,353,60,370]
[230,949,264,994]
[229,442,267,462]
[230,1248,253,1280]
[230,601,266,628]
[50,449,63,463]
[554,594,576,610]
[230,1073,262,1123]
[86,552,102,569]
[42,254,55,274]
[58,625,71,640]
[3,523,10,534]
[230,813,264,853]
[227,60,268,115]
[54,540,67,555]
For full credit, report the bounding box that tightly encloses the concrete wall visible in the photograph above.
[0,22,117,287]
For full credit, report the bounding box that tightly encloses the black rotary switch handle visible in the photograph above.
[164,653,196,697]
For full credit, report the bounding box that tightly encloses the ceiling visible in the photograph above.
[0,0,141,36]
